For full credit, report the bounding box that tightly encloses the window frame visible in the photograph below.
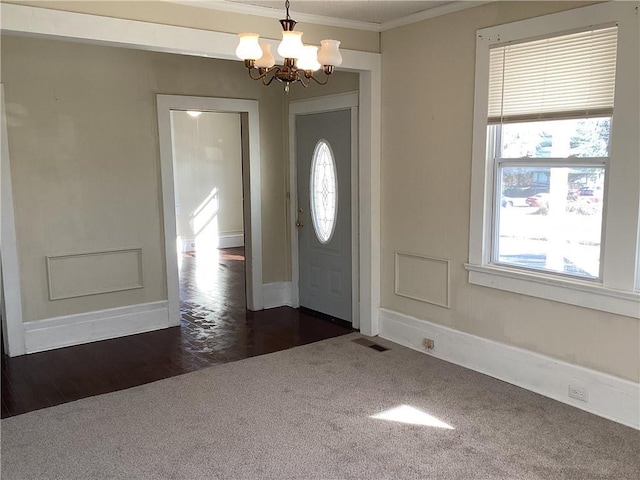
[466,2,640,318]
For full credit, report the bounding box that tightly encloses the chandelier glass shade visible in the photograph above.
[235,0,342,92]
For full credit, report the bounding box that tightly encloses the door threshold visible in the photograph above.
[299,307,355,331]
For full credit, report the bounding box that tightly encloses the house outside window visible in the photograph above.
[467,2,640,317]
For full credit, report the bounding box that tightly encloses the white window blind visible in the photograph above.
[488,26,618,124]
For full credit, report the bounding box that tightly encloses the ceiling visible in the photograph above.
[175,1,487,31]
[228,0,452,24]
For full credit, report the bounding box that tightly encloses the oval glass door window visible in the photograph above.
[310,140,338,244]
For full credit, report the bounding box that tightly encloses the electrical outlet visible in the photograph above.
[568,384,588,402]
[423,338,434,350]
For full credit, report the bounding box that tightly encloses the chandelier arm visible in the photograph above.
[307,72,330,86]
[262,74,278,86]
[297,75,310,88]
[248,66,278,81]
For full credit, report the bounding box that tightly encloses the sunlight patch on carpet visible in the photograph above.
[371,405,454,429]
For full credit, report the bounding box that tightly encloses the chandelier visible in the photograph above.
[235,0,342,92]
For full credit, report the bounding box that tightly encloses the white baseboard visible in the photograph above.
[179,234,244,252]
[23,301,170,354]
[263,282,293,309]
[378,308,640,430]
[218,233,244,249]
[179,236,196,253]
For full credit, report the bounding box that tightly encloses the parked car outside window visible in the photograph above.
[502,186,549,207]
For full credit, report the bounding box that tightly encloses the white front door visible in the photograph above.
[296,109,352,322]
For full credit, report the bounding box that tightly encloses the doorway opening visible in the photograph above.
[170,110,248,347]
[157,95,263,329]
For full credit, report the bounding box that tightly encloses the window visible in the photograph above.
[467,2,640,317]
[490,26,617,280]
[310,140,338,244]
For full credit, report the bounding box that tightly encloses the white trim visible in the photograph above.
[172,0,492,33]
[172,0,381,32]
[180,233,244,252]
[467,2,640,317]
[0,85,25,356]
[218,233,245,249]
[179,235,197,253]
[359,70,382,336]
[289,92,359,116]
[379,308,640,430]
[23,301,170,354]
[0,3,379,68]
[0,3,381,338]
[465,263,640,318]
[262,282,293,309]
[350,106,360,330]
[288,92,360,325]
[0,3,240,61]
[157,95,263,317]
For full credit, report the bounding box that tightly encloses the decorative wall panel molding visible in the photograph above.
[46,248,143,300]
[394,252,450,308]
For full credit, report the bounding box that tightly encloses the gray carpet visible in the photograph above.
[1,333,638,479]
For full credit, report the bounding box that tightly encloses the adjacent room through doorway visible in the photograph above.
[171,109,249,354]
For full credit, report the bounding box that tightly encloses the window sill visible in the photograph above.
[464,263,640,318]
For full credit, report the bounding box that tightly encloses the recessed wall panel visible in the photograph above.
[395,252,449,308]
[46,248,143,300]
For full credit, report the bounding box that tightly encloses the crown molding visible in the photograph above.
[380,1,493,31]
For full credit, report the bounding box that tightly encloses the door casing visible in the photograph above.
[157,95,263,324]
[289,92,359,329]
[0,84,25,356]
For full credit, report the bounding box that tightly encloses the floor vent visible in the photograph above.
[351,337,390,352]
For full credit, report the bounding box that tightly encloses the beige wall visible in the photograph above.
[172,111,244,248]
[7,0,380,53]
[381,1,639,382]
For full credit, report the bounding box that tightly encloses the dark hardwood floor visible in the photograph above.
[1,247,354,418]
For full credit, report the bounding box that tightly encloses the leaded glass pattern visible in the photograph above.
[310,140,337,244]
